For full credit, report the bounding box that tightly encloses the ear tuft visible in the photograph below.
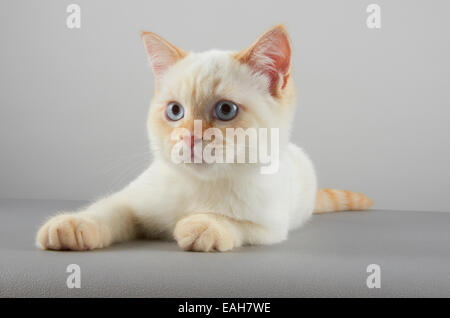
[141,31,187,87]
[235,25,292,97]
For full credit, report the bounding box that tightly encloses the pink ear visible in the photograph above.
[141,32,186,86]
[236,25,292,96]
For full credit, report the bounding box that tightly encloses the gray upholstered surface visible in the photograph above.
[0,199,449,297]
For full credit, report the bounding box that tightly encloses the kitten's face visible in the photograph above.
[142,26,295,178]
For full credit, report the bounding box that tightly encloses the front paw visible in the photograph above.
[173,214,235,252]
[36,214,107,251]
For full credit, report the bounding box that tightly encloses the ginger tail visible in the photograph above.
[314,188,374,214]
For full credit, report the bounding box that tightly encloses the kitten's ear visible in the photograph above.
[141,31,187,86]
[235,25,292,97]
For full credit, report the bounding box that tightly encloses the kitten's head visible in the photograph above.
[142,25,296,179]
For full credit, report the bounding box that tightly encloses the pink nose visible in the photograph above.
[184,135,199,152]
[188,135,195,153]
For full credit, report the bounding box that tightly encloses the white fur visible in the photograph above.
[36,40,318,252]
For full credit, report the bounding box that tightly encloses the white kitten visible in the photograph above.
[36,25,373,252]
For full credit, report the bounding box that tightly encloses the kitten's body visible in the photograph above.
[114,142,314,241]
[36,26,372,252]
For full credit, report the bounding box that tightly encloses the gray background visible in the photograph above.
[0,0,449,212]
[2,199,450,297]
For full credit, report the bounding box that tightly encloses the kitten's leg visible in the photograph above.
[173,213,277,252]
[36,194,137,251]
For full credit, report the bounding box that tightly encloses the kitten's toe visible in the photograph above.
[36,214,105,251]
[173,214,235,252]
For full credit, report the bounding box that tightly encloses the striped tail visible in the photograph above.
[314,188,374,214]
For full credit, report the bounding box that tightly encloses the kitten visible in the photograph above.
[36,25,373,252]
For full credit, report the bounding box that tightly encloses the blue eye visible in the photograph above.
[166,102,184,121]
[214,101,238,121]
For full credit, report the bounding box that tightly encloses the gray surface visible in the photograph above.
[0,199,449,297]
[1,1,450,212]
